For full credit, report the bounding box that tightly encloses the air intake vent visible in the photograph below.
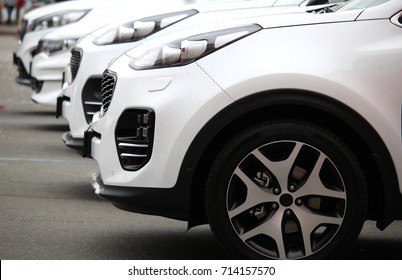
[115,109,155,171]
[70,49,82,83]
[82,77,102,124]
[100,70,117,116]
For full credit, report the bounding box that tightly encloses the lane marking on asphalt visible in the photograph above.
[0,157,97,164]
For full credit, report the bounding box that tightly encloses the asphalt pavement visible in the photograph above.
[1,34,402,260]
[0,24,17,36]
[0,34,227,260]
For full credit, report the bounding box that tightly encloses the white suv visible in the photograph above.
[14,0,197,105]
[14,0,112,93]
[85,0,402,259]
[15,0,87,88]
[59,0,338,150]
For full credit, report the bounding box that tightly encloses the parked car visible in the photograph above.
[58,0,342,150]
[13,0,197,105]
[14,0,99,90]
[84,0,402,259]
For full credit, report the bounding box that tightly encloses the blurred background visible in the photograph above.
[0,1,71,26]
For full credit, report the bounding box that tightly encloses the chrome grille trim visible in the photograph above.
[118,143,149,148]
[100,71,117,116]
[84,101,102,106]
[120,153,148,158]
[70,49,82,83]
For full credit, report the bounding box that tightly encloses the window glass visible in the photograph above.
[337,0,390,11]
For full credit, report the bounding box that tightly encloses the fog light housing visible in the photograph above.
[115,109,155,171]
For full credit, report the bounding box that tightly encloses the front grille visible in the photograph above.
[115,109,155,171]
[18,19,28,40]
[82,77,102,124]
[100,70,117,116]
[70,49,82,83]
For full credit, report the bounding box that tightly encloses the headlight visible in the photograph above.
[130,25,261,70]
[28,10,90,32]
[93,9,198,46]
[36,38,79,56]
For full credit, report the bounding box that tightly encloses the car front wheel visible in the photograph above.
[206,120,367,259]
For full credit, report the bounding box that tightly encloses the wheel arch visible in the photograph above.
[184,89,401,230]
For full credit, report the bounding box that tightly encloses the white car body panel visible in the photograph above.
[91,56,231,188]
[90,2,402,192]
[89,8,362,188]
[62,0,321,141]
[197,19,402,192]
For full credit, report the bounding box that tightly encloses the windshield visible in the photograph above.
[337,0,390,11]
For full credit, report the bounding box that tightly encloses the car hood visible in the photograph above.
[38,0,214,40]
[124,7,362,60]
[23,0,109,22]
[23,0,198,22]
[86,0,311,40]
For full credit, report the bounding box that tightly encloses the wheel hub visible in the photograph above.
[279,193,293,207]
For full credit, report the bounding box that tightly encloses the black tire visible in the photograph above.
[205,120,367,259]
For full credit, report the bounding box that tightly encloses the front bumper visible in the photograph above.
[14,28,51,88]
[59,38,123,146]
[62,131,84,151]
[58,79,90,144]
[82,126,97,158]
[56,94,69,118]
[14,53,43,91]
[31,80,63,105]
[67,37,139,134]
[85,129,191,220]
[83,54,235,220]
[84,55,233,188]
[90,172,189,221]
[57,87,85,151]
[30,51,70,105]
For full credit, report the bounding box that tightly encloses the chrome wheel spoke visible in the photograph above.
[297,153,346,200]
[252,142,303,189]
[239,209,287,259]
[229,167,278,219]
[294,207,343,254]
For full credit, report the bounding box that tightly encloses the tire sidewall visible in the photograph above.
[206,120,366,259]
